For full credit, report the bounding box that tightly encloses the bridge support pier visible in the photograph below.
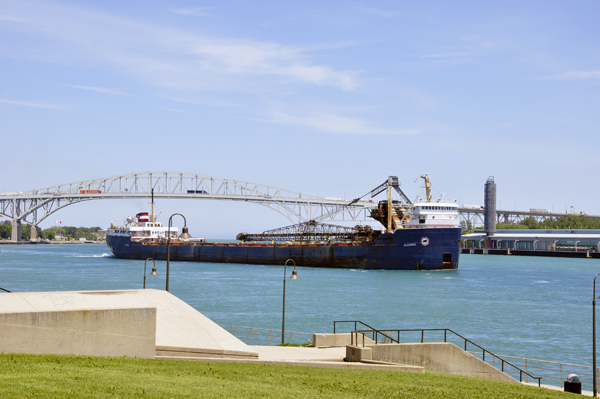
[11,220,22,242]
[30,225,38,241]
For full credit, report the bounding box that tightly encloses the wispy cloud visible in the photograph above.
[188,41,359,90]
[0,2,360,93]
[168,7,212,17]
[161,108,189,114]
[159,94,239,108]
[546,70,600,81]
[421,52,474,59]
[63,84,127,95]
[266,111,418,135]
[0,14,23,22]
[419,36,519,66]
[0,99,67,109]
[353,4,401,18]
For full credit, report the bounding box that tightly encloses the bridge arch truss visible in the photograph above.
[0,172,374,232]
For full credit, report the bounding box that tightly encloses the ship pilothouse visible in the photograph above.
[408,203,460,229]
[407,174,459,229]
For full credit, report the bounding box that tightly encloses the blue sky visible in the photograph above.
[1,0,599,237]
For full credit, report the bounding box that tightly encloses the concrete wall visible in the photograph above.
[313,333,375,347]
[0,289,258,360]
[370,343,517,383]
[0,308,156,359]
[346,345,372,362]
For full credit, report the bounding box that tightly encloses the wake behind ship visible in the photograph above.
[106,175,461,270]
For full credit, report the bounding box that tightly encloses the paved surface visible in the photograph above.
[252,346,347,362]
[157,345,425,373]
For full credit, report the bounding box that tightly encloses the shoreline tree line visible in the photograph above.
[0,222,102,241]
[460,215,600,234]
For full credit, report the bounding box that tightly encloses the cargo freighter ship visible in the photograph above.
[106,175,461,270]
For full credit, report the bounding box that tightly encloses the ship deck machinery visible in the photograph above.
[228,175,461,269]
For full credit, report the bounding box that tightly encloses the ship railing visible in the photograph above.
[348,327,541,387]
[218,324,313,346]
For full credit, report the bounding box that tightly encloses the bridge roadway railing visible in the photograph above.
[0,172,375,238]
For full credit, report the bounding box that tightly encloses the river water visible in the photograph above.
[1,244,598,367]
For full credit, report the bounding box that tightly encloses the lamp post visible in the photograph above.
[594,273,600,397]
[282,259,299,344]
[143,258,159,289]
[166,213,191,292]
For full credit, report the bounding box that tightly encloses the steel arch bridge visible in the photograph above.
[0,171,376,240]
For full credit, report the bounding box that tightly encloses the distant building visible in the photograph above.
[462,229,600,252]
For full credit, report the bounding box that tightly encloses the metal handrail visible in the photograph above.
[220,322,597,389]
[334,320,378,334]
[221,321,595,390]
[469,351,598,389]
[0,287,11,293]
[349,327,541,387]
[334,320,398,345]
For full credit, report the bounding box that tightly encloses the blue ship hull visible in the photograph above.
[107,228,461,270]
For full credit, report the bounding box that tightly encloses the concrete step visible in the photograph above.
[156,345,258,360]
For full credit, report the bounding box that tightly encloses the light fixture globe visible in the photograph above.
[290,268,299,280]
[179,226,192,240]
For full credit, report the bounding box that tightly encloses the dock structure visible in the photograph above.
[462,230,600,257]
[461,176,600,257]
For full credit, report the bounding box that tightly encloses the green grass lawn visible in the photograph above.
[0,353,576,398]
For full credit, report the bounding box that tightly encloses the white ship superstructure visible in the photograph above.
[107,212,178,243]
[371,174,460,231]
[405,202,460,229]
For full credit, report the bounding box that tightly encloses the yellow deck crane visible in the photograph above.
[349,176,412,233]
[420,173,432,203]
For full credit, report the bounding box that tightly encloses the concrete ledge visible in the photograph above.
[346,345,372,362]
[156,345,258,359]
[313,333,375,347]
[371,342,518,383]
[0,308,156,358]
